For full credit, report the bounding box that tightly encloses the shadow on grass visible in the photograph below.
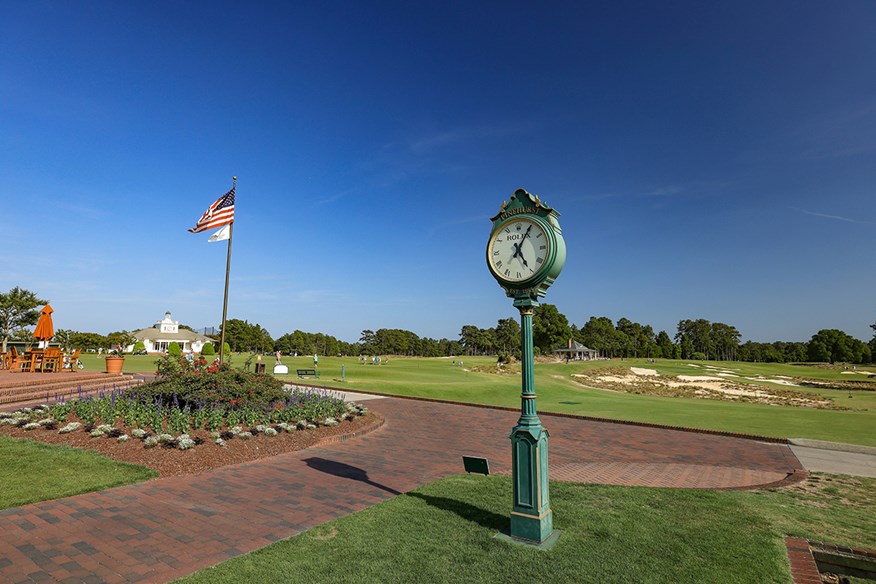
[405,492,508,531]
[301,457,402,495]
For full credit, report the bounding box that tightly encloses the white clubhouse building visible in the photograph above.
[129,312,213,354]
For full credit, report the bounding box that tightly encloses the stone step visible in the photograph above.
[0,377,143,409]
[0,372,117,391]
[0,374,137,398]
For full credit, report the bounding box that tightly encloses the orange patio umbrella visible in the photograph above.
[33,304,55,347]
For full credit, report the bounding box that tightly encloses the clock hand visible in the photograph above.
[514,241,529,267]
[509,245,522,269]
[507,242,528,271]
[517,225,533,267]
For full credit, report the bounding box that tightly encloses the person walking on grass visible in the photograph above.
[313,354,319,368]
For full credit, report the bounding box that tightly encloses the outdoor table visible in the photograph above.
[39,349,63,372]
[21,350,44,373]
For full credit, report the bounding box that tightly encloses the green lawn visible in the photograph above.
[175,472,876,584]
[79,354,876,446]
[8,354,875,582]
[281,355,876,446]
[0,436,157,509]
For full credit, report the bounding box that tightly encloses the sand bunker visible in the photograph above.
[746,377,803,387]
[571,367,838,409]
[678,375,724,382]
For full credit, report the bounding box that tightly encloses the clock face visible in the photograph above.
[487,217,550,283]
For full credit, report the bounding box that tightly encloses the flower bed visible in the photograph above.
[0,407,381,477]
[40,356,356,435]
[0,358,380,477]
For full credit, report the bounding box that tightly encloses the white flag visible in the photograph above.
[207,224,231,242]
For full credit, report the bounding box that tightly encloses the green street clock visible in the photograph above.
[487,188,566,547]
[486,189,566,300]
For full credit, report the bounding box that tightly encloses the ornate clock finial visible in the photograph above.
[499,200,507,213]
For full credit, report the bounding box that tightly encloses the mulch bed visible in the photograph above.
[1,412,382,477]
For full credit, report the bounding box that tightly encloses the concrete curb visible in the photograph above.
[788,438,876,456]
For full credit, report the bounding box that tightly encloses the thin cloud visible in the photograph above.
[643,185,683,197]
[640,179,732,200]
[354,118,542,189]
[795,101,876,160]
[313,188,355,206]
[795,208,876,225]
[51,200,108,220]
[567,192,618,202]
[427,215,485,236]
[408,120,537,153]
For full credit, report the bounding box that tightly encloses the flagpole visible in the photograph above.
[218,176,236,364]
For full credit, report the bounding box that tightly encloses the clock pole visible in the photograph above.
[509,295,554,544]
[486,189,566,549]
[487,188,565,547]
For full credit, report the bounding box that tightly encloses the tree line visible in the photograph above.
[219,311,875,365]
[2,287,874,363]
[223,319,465,357]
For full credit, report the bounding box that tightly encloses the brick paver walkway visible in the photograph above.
[0,397,803,583]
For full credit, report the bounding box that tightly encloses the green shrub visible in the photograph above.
[168,342,181,356]
[201,343,215,356]
[146,354,288,408]
[73,400,98,426]
[168,405,192,434]
[133,341,146,353]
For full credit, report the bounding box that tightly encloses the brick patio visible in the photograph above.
[0,396,804,583]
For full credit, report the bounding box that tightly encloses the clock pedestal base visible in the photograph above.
[510,425,554,543]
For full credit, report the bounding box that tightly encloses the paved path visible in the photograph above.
[790,445,876,478]
[0,397,803,583]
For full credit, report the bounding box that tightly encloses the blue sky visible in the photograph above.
[2,1,874,344]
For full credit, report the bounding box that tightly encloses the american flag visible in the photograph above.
[188,186,235,233]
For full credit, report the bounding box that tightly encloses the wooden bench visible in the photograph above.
[297,368,320,379]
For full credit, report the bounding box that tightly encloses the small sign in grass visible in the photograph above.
[462,455,490,475]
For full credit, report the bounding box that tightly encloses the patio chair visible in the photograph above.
[8,347,29,372]
[41,347,63,372]
[64,348,82,371]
